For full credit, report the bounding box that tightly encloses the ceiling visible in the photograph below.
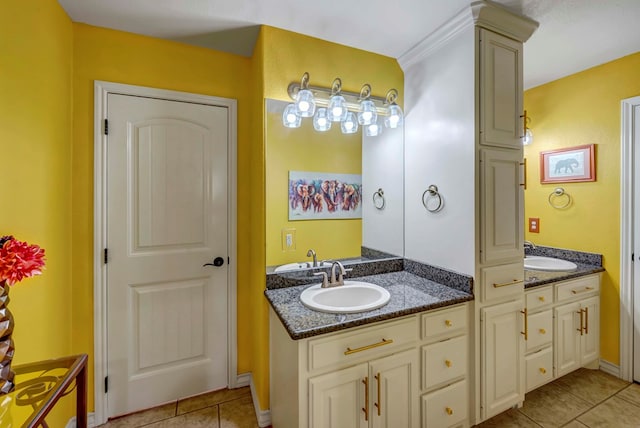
[58,0,640,89]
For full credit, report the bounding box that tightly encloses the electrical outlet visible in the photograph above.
[281,228,296,251]
[529,217,540,233]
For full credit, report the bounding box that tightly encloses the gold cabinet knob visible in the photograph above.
[538,296,545,302]
[445,407,454,415]
[445,360,452,368]
[539,328,546,334]
[539,367,546,374]
[445,320,452,327]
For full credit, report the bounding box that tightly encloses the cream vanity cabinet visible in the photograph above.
[270,303,470,428]
[523,274,600,390]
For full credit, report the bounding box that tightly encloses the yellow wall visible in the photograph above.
[71,23,253,409]
[0,0,73,424]
[265,103,362,267]
[524,51,640,364]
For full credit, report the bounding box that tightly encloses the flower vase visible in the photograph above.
[0,282,15,395]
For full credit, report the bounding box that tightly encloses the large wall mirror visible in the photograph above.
[265,99,404,273]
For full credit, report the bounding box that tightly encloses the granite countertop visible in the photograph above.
[525,263,605,289]
[265,270,473,340]
[524,246,605,289]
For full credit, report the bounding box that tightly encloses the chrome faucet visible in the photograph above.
[313,261,352,288]
[524,240,537,251]
[307,249,318,267]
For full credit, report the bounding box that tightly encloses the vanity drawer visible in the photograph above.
[526,286,553,311]
[525,309,552,352]
[307,317,417,372]
[525,346,553,392]
[421,336,467,390]
[480,262,524,303]
[421,304,467,341]
[555,275,599,303]
[422,379,468,428]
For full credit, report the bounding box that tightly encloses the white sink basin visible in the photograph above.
[300,281,391,314]
[524,256,577,271]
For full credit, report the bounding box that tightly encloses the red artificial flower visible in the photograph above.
[0,237,46,286]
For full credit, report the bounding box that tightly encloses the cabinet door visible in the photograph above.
[370,349,419,428]
[580,296,600,365]
[309,363,369,428]
[480,148,524,264]
[555,302,581,378]
[479,28,523,149]
[481,300,525,420]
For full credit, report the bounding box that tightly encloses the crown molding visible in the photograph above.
[399,0,538,71]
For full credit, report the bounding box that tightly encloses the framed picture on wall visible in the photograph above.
[540,144,596,184]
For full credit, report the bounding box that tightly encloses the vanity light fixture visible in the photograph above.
[285,72,403,137]
[522,110,533,146]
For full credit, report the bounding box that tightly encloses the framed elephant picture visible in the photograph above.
[540,144,596,184]
[288,171,362,220]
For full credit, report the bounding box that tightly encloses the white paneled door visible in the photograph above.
[106,94,228,418]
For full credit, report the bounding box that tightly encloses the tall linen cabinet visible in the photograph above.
[400,1,537,424]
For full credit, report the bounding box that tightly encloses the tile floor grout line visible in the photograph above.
[554,382,635,426]
[611,384,640,408]
[514,407,545,427]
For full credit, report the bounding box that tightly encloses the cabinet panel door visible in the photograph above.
[481,300,525,420]
[580,296,600,365]
[479,28,523,149]
[370,349,419,428]
[480,148,524,264]
[555,302,581,378]
[309,363,368,428]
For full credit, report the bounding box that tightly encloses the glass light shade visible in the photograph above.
[295,89,316,118]
[523,128,533,146]
[365,120,383,137]
[282,103,301,128]
[313,108,332,132]
[384,104,404,129]
[358,99,377,125]
[327,95,348,122]
[341,112,359,134]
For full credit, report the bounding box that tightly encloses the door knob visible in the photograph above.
[203,257,225,267]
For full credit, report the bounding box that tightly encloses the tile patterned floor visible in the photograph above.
[99,368,640,428]
[97,386,262,428]
[477,368,640,427]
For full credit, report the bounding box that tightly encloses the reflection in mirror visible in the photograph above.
[265,99,404,273]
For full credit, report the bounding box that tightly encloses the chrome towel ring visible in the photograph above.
[422,184,444,213]
[548,187,572,209]
[373,188,385,210]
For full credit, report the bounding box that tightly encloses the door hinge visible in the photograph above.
[633,252,635,262]
[104,376,109,393]
[227,257,230,265]
[104,248,108,264]
[104,118,109,135]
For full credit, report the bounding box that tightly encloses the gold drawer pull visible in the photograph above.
[374,373,381,416]
[539,328,546,334]
[538,296,545,302]
[521,308,528,340]
[362,377,369,421]
[571,286,594,295]
[494,279,523,288]
[577,309,585,335]
[445,320,452,327]
[539,367,547,374]
[445,359,452,368]
[445,407,454,415]
[345,338,394,355]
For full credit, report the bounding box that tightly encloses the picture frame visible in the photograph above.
[540,144,595,184]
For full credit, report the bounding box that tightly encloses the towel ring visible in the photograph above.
[422,184,444,213]
[373,188,385,210]
[548,187,572,209]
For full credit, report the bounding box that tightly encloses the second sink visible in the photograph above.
[524,256,577,271]
[300,281,391,314]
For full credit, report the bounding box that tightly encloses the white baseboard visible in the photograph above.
[65,412,96,428]
[600,359,621,378]
[240,372,272,428]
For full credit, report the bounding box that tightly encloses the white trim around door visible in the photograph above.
[620,95,640,382]
[93,81,238,425]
